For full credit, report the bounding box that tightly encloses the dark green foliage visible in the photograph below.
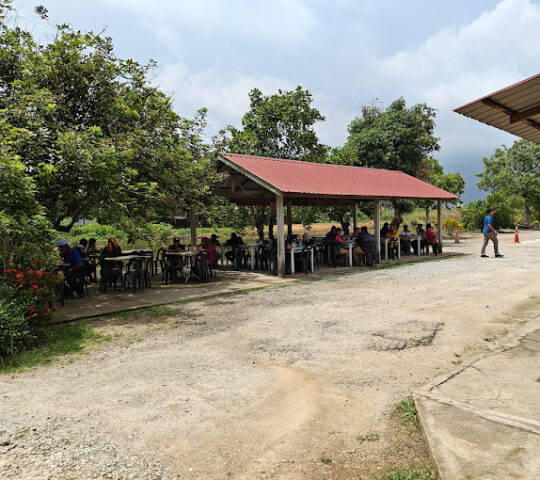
[0,1,223,232]
[461,192,520,230]
[0,283,35,357]
[477,140,540,225]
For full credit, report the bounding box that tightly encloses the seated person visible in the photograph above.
[357,226,376,266]
[425,223,439,255]
[168,237,184,253]
[199,237,215,265]
[101,237,122,256]
[76,238,88,257]
[412,224,427,255]
[380,222,390,237]
[86,238,99,254]
[335,228,349,256]
[325,226,338,244]
[225,232,244,263]
[302,232,314,246]
[57,239,85,297]
[210,234,222,265]
[399,224,413,254]
[351,229,365,265]
[385,224,399,257]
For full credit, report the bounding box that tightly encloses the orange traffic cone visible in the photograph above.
[454,229,460,243]
[514,225,520,244]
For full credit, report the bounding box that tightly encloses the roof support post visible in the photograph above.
[190,208,198,250]
[353,203,358,232]
[374,199,381,263]
[286,200,293,241]
[276,194,286,278]
[437,200,442,253]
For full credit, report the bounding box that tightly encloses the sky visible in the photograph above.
[14,0,540,201]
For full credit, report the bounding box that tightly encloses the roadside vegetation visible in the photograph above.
[0,322,110,374]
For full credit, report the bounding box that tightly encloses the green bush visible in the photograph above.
[461,192,520,231]
[0,283,35,357]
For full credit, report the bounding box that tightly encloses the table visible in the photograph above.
[379,238,401,260]
[238,244,257,270]
[122,249,153,255]
[290,246,314,274]
[102,255,146,262]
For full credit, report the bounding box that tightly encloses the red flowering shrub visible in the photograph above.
[3,267,57,325]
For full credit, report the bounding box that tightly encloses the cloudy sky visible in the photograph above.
[15,0,540,200]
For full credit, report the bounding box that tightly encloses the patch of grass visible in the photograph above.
[357,432,380,443]
[372,462,436,480]
[394,398,420,433]
[0,323,111,374]
[320,457,333,464]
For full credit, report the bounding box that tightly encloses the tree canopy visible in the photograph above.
[344,98,441,225]
[0,0,222,232]
[477,139,540,225]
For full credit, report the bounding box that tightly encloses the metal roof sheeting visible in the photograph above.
[454,73,540,144]
[218,153,459,200]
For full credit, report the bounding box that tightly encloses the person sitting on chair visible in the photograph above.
[425,223,439,255]
[224,232,244,263]
[101,237,122,256]
[57,239,85,297]
[210,234,222,265]
[199,237,215,265]
[76,238,88,257]
[86,238,99,254]
[335,228,349,256]
[168,237,184,253]
[357,227,376,266]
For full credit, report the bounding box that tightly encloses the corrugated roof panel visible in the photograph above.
[454,73,540,143]
[219,153,459,200]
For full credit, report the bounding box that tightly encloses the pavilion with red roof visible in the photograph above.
[212,153,458,277]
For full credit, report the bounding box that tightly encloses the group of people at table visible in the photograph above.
[55,222,439,298]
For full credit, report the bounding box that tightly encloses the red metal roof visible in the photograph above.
[454,73,540,144]
[218,153,458,200]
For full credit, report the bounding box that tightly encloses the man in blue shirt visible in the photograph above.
[481,209,503,258]
[58,239,85,296]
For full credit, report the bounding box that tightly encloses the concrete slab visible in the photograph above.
[415,319,540,480]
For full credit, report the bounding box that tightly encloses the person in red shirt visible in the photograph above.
[200,237,215,264]
[425,224,438,255]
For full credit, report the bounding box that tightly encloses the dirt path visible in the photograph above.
[1,231,539,479]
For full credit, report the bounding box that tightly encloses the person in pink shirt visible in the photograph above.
[200,237,215,264]
[335,228,349,256]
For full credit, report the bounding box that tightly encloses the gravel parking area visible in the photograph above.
[1,231,539,479]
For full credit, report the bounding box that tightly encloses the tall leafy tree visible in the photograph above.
[477,139,540,225]
[345,98,440,225]
[418,157,465,223]
[0,1,222,232]
[220,86,327,238]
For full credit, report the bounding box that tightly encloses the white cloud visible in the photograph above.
[155,62,294,132]
[100,0,318,51]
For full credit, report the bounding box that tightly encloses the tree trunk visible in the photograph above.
[523,201,530,226]
[391,202,403,227]
[268,215,275,239]
[54,215,79,232]
[425,206,430,225]
[255,205,265,240]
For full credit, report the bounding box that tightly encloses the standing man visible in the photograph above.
[481,208,504,258]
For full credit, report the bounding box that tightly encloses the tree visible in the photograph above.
[0,1,222,232]
[220,86,327,238]
[418,157,465,224]
[477,139,540,225]
[345,98,440,225]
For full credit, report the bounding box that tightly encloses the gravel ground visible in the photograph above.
[1,231,539,479]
